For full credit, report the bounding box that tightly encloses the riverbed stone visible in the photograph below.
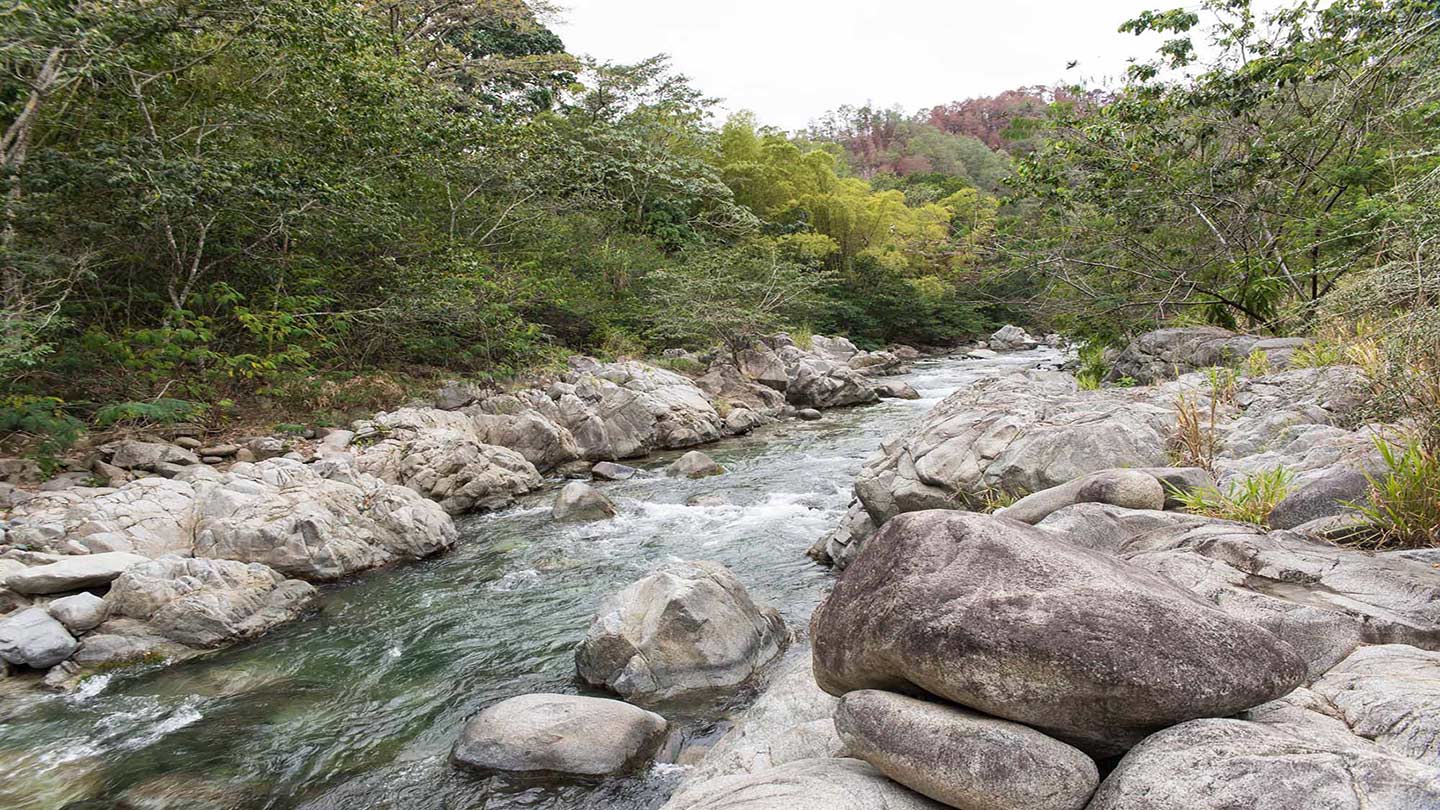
[47,592,107,633]
[663,757,945,810]
[591,461,640,481]
[450,693,667,778]
[103,556,316,649]
[835,689,1099,810]
[1105,327,1309,384]
[1266,466,1371,530]
[4,552,149,595]
[873,381,920,399]
[552,482,616,523]
[576,560,786,702]
[988,324,1036,352]
[784,355,878,410]
[667,451,724,478]
[0,607,78,669]
[108,440,201,471]
[811,511,1306,756]
[4,477,198,557]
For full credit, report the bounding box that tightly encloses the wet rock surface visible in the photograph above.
[450,693,667,778]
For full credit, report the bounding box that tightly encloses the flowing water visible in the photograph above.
[1,350,1057,810]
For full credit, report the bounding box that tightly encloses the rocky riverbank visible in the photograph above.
[0,333,930,690]
[647,325,1440,810]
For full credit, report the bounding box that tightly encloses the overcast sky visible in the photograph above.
[552,0,1203,130]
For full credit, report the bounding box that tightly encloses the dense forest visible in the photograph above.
[1,0,1437,461]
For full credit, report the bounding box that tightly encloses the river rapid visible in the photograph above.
[1,350,1056,810]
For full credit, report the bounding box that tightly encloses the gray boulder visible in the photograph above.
[808,335,860,363]
[1266,467,1371,530]
[1106,327,1311,384]
[808,502,876,570]
[4,477,198,556]
[723,408,765,436]
[560,359,726,459]
[434,380,482,411]
[1088,710,1440,809]
[851,371,1173,531]
[591,461,640,481]
[103,556,316,650]
[796,408,822,421]
[836,689,1098,810]
[47,592,108,633]
[850,351,909,376]
[811,511,1306,756]
[738,345,790,391]
[576,561,786,702]
[995,469,1165,524]
[108,440,200,471]
[552,481,616,523]
[4,551,149,595]
[663,757,945,810]
[450,693,667,778]
[468,393,582,472]
[988,324,1036,352]
[668,451,725,478]
[191,459,458,581]
[0,607,78,668]
[354,408,543,513]
[784,355,879,410]
[873,381,920,400]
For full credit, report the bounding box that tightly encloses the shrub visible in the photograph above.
[1171,468,1294,527]
[93,399,206,429]
[1242,350,1271,378]
[1347,436,1440,549]
[1290,341,1347,369]
[1075,343,1108,390]
[1172,392,1219,472]
[0,396,85,475]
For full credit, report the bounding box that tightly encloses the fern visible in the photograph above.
[93,398,205,428]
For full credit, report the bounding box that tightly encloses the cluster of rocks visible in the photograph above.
[661,326,1438,810]
[450,559,790,779]
[2,335,902,688]
[812,343,1384,568]
[1104,325,1309,384]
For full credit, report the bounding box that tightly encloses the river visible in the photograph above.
[1,350,1056,810]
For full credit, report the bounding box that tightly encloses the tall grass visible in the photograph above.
[1171,468,1294,527]
[1347,436,1440,549]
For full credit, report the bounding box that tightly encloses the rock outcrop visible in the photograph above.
[450,693,667,778]
[811,511,1306,756]
[1106,327,1308,384]
[4,551,149,595]
[576,561,786,702]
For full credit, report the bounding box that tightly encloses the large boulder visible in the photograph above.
[552,481,616,523]
[808,335,859,363]
[663,757,945,810]
[738,344,790,391]
[851,371,1174,532]
[468,392,582,472]
[836,689,1098,810]
[450,693,667,778]
[1088,694,1440,809]
[559,359,726,459]
[4,551,149,595]
[575,561,787,702]
[667,451,725,478]
[4,477,198,556]
[354,408,543,513]
[107,440,200,471]
[0,607,78,669]
[191,459,458,581]
[1106,327,1308,384]
[47,592,107,633]
[988,324,1037,352]
[811,511,1306,756]
[784,354,879,410]
[102,556,316,650]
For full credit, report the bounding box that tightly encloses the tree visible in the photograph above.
[646,240,831,360]
[1010,0,1440,340]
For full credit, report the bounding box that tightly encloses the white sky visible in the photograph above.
[553,0,1206,131]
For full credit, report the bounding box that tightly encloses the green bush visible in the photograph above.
[1348,437,1440,549]
[1171,468,1294,527]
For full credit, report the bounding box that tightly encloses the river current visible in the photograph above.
[1,350,1055,810]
